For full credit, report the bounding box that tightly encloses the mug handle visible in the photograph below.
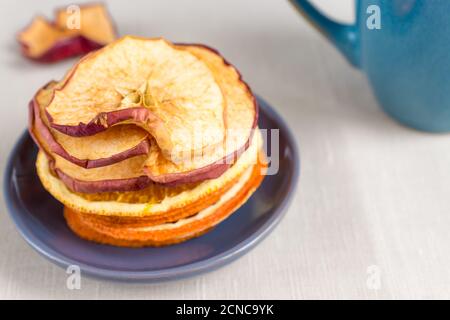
[289,0,360,67]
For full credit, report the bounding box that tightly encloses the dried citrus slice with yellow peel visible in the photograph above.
[36,130,262,217]
[64,156,267,247]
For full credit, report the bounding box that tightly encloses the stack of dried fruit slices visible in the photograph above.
[29,36,266,247]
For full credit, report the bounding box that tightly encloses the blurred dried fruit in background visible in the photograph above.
[17,3,116,63]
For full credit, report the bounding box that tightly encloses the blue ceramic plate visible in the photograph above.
[4,96,299,282]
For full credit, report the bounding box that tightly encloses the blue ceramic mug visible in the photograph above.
[290,0,450,132]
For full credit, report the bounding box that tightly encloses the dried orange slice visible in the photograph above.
[64,154,266,247]
[36,130,262,217]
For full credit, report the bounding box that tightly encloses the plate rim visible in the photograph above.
[3,96,300,282]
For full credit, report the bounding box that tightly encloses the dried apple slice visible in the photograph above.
[46,37,225,163]
[18,4,116,62]
[51,153,151,193]
[31,81,150,168]
[54,3,116,45]
[29,94,152,193]
[18,16,79,62]
[142,44,258,184]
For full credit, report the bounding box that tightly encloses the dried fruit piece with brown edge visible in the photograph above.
[17,3,116,62]
[31,81,151,169]
[142,44,258,184]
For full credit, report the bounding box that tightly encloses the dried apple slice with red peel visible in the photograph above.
[46,37,226,162]
[54,3,116,45]
[29,97,153,193]
[18,4,116,62]
[51,153,151,193]
[18,16,81,62]
[31,81,151,168]
[142,44,258,184]
[18,16,68,57]
[29,83,154,193]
